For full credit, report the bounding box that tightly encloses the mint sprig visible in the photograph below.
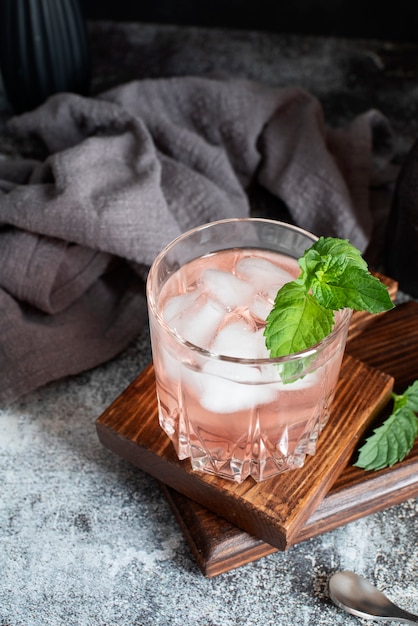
[264,237,394,358]
[354,381,418,471]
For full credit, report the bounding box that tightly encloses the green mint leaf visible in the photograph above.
[264,235,394,359]
[354,380,418,471]
[311,265,394,313]
[264,282,334,358]
[300,237,368,278]
[311,237,369,269]
[354,408,418,471]
[401,380,418,412]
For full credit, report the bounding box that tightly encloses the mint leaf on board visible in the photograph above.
[402,379,418,412]
[354,381,418,471]
[264,236,394,359]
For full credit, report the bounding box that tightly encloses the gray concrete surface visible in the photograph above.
[1,21,417,626]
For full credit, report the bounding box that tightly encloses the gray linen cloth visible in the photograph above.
[0,76,394,405]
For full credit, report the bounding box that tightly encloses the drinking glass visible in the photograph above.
[146,218,352,483]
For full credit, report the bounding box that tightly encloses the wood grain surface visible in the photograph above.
[161,301,418,576]
[96,353,393,552]
[96,277,418,577]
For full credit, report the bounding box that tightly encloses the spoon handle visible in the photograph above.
[367,599,418,624]
[383,598,418,624]
[392,609,418,624]
[328,571,418,624]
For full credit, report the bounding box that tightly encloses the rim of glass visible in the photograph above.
[147,218,352,364]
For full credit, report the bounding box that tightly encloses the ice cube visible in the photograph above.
[255,328,270,358]
[280,368,321,390]
[168,293,225,349]
[260,361,323,392]
[211,319,260,359]
[190,321,275,413]
[235,256,294,293]
[200,268,255,310]
[162,290,200,323]
[158,345,182,383]
[266,283,285,303]
[198,360,277,413]
[249,294,273,321]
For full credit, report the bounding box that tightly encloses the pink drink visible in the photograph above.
[148,242,351,483]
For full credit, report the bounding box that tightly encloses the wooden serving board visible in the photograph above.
[96,274,416,575]
[160,301,418,576]
[97,350,393,552]
[97,355,392,550]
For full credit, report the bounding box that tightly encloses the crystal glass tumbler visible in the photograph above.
[146,218,352,483]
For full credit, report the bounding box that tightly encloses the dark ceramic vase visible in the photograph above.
[385,139,418,298]
[0,0,90,113]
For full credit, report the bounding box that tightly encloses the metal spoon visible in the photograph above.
[329,571,418,624]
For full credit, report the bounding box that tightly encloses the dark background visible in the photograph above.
[79,0,418,42]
